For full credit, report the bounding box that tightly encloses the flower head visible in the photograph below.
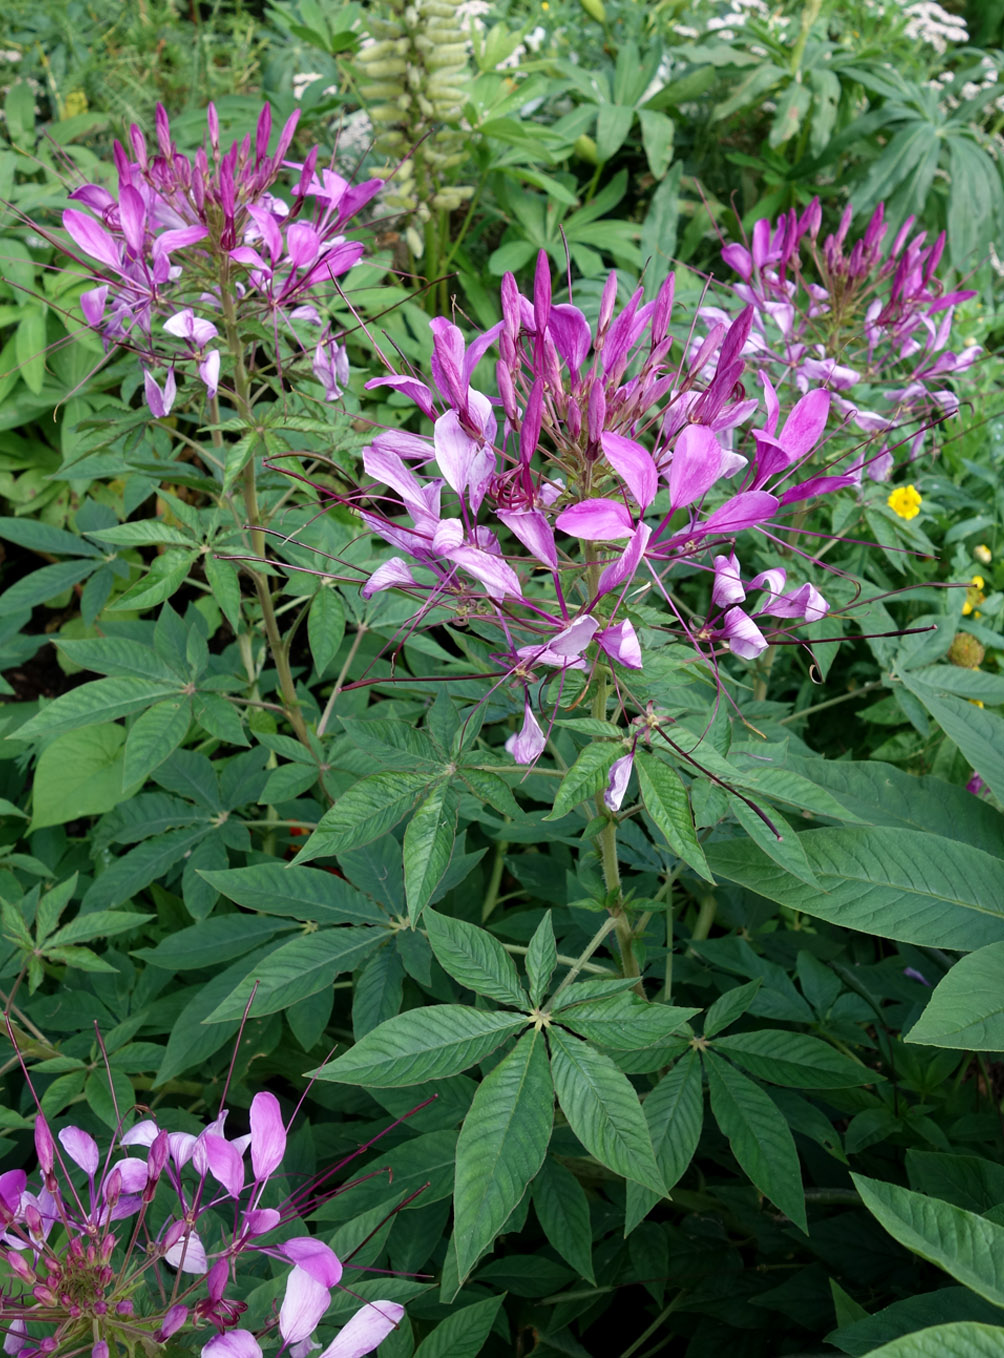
[887,484,922,520]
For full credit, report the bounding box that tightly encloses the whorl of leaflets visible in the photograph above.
[0,1092,403,1358]
[354,250,853,767]
[711,196,980,479]
[60,102,382,415]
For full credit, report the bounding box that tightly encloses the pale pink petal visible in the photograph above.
[164,1226,207,1273]
[721,608,768,660]
[202,1331,262,1358]
[202,1134,245,1198]
[505,701,546,765]
[596,522,651,598]
[249,1092,286,1182]
[317,1302,405,1358]
[700,491,778,537]
[361,558,418,599]
[106,1159,148,1194]
[712,552,745,608]
[604,754,634,812]
[80,285,108,328]
[58,1127,99,1176]
[62,210,121,269]
[668,425,724,510]
[595,620,642,669]
[279,1238,342,1287]
[279,1266,331,1344]
[497,509,558,570]
[780,388,830,458]
[549,615,599,657]
[199,351,221,399]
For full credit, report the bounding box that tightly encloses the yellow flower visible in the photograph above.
[962,577,986,616]
[975,543,992,565]
[887,484,922,520]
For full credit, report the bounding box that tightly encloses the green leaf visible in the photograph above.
[310,1006,526,1087]
[45,910,150,949]
[907,943,1004,1050]
[525,914,557,1007]
[404,782,458,925]
[853,1174,1004,1309]
[544,742,621,820]
[122,698,191,788]
[134,916,295,970]
[108,551,199,612]
[0,559,99,614]
[635,752,712,881]
[707,827,1004,950]
[82,826,213,910]
[640,161,681,288]
[453,1029,553,1280]
[637,107,674,178]
[714,1029,876,1087]
[705,1050,806,1232]
[205,926,383,1021]
[31,725,132,830]
[533,1157,595,1284]
[204,555,242,632]
[852,1323,1004,1357]
[56,638,181,683]
[296,772,431,861]
[85,521,196,548]
[412,1294,504,1358]
[595,103,635,162]
[729,797,820,888]
[547,1026,665,1195]
[308,584,346,675]
[0,517,102,558]
[900,675,1004,808]
[557,993,697,1049]
[17,678,183,741]
[626,1050,705,1233]
[200,863,386,925]
[424,909,527,1009]
[704,979,762,1038]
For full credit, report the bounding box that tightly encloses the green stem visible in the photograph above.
[317,623,368,736]
[548,916,620,1004]
[691,894,717,943]
[591,669,641,988]
[217,278,312,750]
[778,679,885,726]
[481,838,509,922]
[504,943,613,977]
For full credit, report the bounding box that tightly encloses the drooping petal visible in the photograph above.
[317,1302,406,1358]
[596,522,651,598]
[202,1134,245,1198]
[199,350,221,400]
[144,369,177,419]
[603,754,634,812]
[721,608,768,660]
[549,615,599,657]
[595,620,642,669]
[779,474,856,505]
[242,1207,281,1237]
[496,509,558,569]
[106,1159,148,1194]
[202,1331,263,1358]
[601,432,658,509]
[279,1266,331,1344]
[62,210,121,269]
[749,567,787,602]
[555,499,634,541]
[712,552,745,608]
[759,582,829,622]
[700,491,778,538]
[505,700,546,765]
[80,285,109,328]
[58,1126,99,1176]
[361,558,418,599]
[280,1238,342,1287]
[164,1226,207,1272]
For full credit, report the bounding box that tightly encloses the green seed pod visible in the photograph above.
[573,133,599,164]
[579,0,607,21]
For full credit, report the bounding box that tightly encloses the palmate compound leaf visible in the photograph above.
[309,1006,528,1087]
[547,1027,666,1197]
[907,942,1004,1050]
[453,1029,553,1281]
[705,1050,807,1233]
[853,1174,1004,1308]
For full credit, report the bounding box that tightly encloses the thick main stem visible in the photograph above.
[591,669,642,988]
[218,279,312,749]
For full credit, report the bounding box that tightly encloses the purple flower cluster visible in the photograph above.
[61,104,381,416]
[0,1097,403,1358]
[711,198,980,479]
[348,252,851,764]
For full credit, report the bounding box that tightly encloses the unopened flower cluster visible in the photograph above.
[61,102,381,416]
[0,1096,403,1358]
[712,197,979,482]
[350,250,855,774]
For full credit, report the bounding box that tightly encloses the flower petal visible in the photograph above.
[249,1091,286,1182]
[555,499,634,541]
[318,1302,406,1358]
[279,1266,331,1345]
[601,432,658,509]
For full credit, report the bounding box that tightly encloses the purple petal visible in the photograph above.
[279,1266,331,1344]
[429,317,467,409]
[249,1091,286,1182]
[749,568,787,601]
[712,552,745,608]
[596,522,651,597]
[317,1302,406,1358]
[549,304,591,371]
[164,1226,207,1272]
[202,1331,263,1358]
[364,375,436,420]
[143,370,177,419]
[701,491,778,537]
[80,285,109,328]
[202,1134,245,1198]
[505,700,547,765]
[780,388,830,458]
[58,1127,99,1176]
[603,754,634,812]
[199,351,221,400]
[0,1170,25,1216]
[63,210,121,269]
[242,1207,281,1236]
[601,432,658,509]
[555,499,634,541]
[721,242,752,280]
[496,509,558,569]
[668,425,724,510]
[361,558,418,599]
[433,410,494,509]
[550,615,599,657]
[279,1238,343,1287]
[759,582,829,622]
[286,223,321,270]
[779,474,856,505]
[721,608,768,660]
[106,1159,147,1194]
[118,185,147,254]
[595,620,642,669]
